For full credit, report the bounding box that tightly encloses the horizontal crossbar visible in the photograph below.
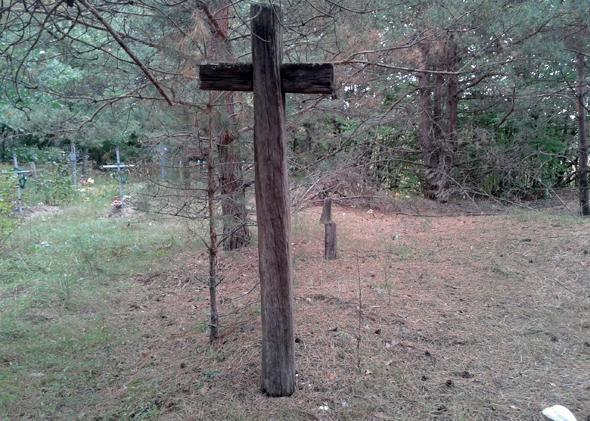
[1,170,32,175]
[101,164,135,169]
[199,63,335,95]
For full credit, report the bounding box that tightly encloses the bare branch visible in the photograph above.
[77,0,174,106]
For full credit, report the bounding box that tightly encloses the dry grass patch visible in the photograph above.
[74,204,590,420]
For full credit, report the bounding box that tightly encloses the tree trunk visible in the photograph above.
[207,102,219,342]
[417,35,460,201]
[181,159,191,191]
[212,0,251,250]
[576,51,589,216]
[441,33,460,199]
[446,34,459,148]
[417,64,438,199]
[218,99,251,250]
[297,121,312,152]
[432,73,444,142]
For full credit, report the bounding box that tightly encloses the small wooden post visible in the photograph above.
[320,198,337,260]
[324,222,337,260]
[320,197,332,224]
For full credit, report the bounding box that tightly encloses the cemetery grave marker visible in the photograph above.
[199,3,335,397]
[1,154,33,214]
[100,146,134,208]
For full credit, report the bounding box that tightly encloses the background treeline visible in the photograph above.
[1,0,588,206]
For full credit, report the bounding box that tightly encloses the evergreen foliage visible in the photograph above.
[0,0,588,203]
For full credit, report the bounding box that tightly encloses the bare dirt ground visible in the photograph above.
[90,202,589,420]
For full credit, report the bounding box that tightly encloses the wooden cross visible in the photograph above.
[100,146,134,208]
[199,4,335,397]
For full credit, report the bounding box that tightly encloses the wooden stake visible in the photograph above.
[320,198,337,260]
[320,197,332,224]
[324,221,337,260]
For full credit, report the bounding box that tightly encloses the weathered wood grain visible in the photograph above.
[324,221,337,260]
[320,197,332,224]
[199,64,252,91]
[200,62,335,95]
[251,4,296,397]
[320,198,336,260]
[198,2,337,398]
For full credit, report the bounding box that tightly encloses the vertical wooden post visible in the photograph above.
[320,198,337,260]
[251,4,295,397]
[199,2,334,397]
[324,222,337,260]
[320,197,332,224]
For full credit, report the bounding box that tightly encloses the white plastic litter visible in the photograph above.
[542,405,577,421]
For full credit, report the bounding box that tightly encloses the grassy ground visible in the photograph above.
[0,182,198,419]
[1,190,589,420]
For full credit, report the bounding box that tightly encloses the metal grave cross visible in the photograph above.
[100,146,134,208]
[199,4,335,397]
[1,154,33,214]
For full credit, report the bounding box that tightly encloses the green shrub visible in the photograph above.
[11,146,64,164]
[0,173,15,238]
[28,163,76,206]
